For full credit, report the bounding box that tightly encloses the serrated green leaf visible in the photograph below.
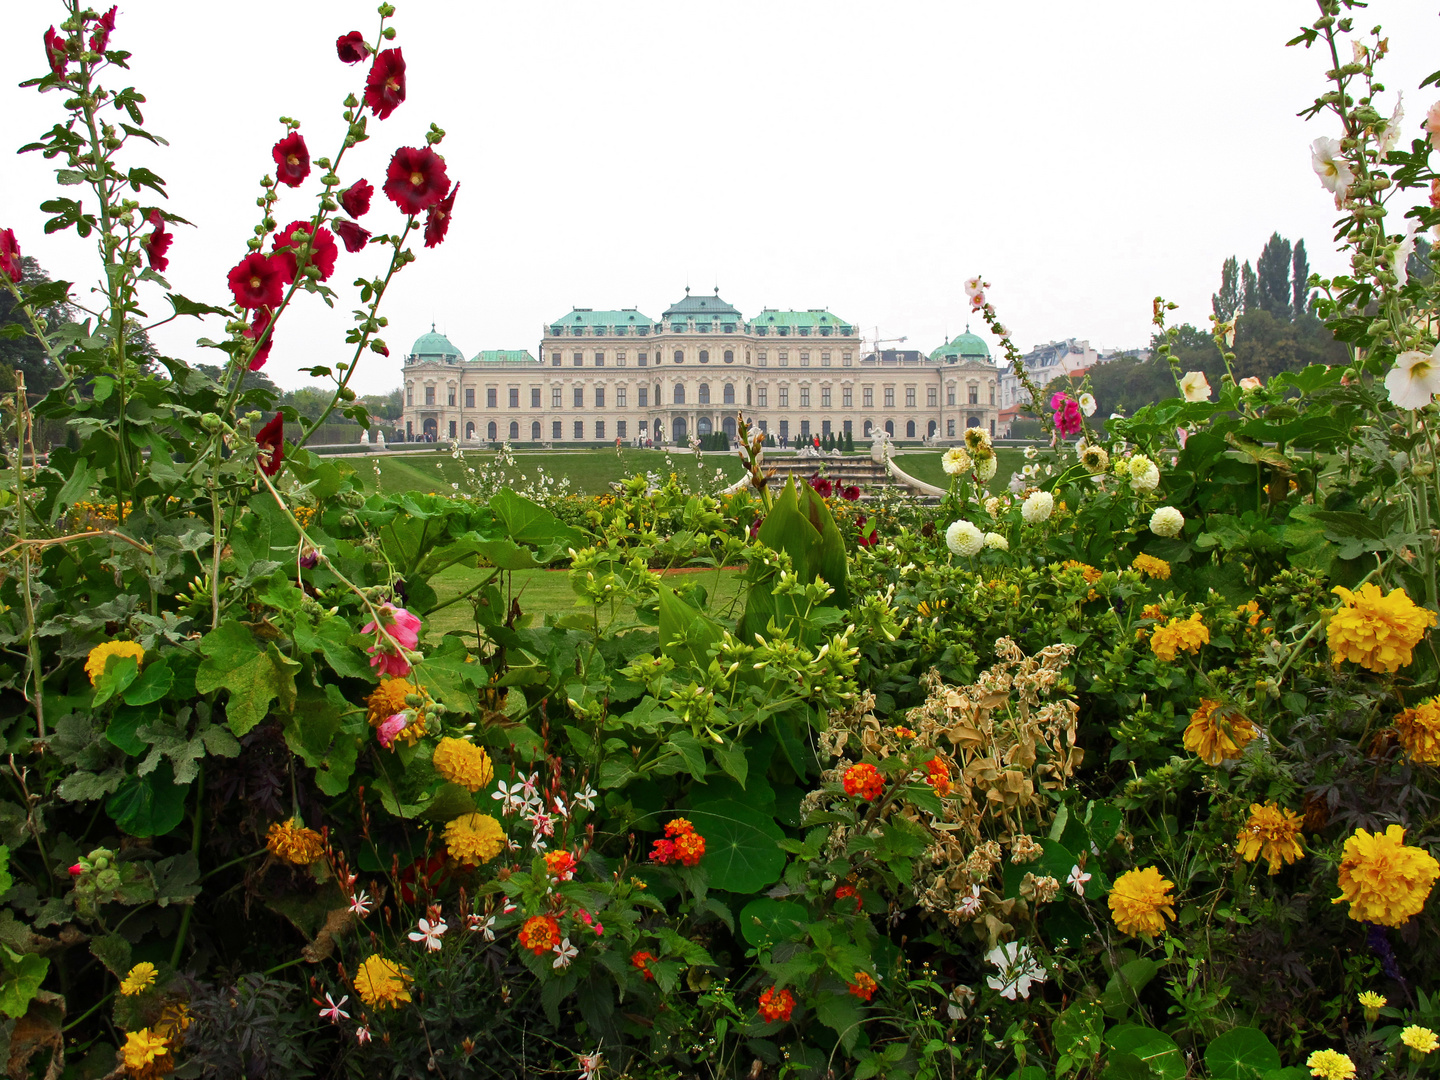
[195,621,301,735]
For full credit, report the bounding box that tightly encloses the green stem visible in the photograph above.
[169,763,204,969]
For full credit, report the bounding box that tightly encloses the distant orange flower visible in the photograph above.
[631,950,656,981]
[848,972,878,1001]
[924,756,953,797]
[758,986,795,1023]
[843,763,885,801]
[518,915,561,956]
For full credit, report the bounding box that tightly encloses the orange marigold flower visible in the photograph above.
[924,756,953,797]
[1150,612,1210,662]
[631,950,657,981]
[1132,553,1171,580]
[1108,866,1176,938]
[1394,698,1440,765]
[1327,583,1436,673]
[848,972,878,1001]
[843,762,885,801]
[673,830,706,867]
[266,818,324,865]
[518,915,562,955]
[1183,699,1258,766]
[758,986,795,1023]
[1141,603,1164,621]
[1333,824,1440,927]
[365,678,427,745]
[1236,801,1305,875]
[1235,600,1263,626]
[1061,559,1102,584]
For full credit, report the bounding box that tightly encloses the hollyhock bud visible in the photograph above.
[44,27,68,76]
[90,6,117,53]
[364,48,406,120]
[383,146,449,215]
[423,182,459,248]
[376,713,408,748]
[255,413,285,477]
[68,863,83,877]
[141,210,171,272]
[334,219,372,253]
[272,221,338,282]
[227,252,289,310]
[244,308,275,371]
[0,230,21,283]
[336,30,368,64]
[272,132,311,189]
[341,179,373,218]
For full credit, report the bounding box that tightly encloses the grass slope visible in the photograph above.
[893,447,1028,493]
[356,448,746,497]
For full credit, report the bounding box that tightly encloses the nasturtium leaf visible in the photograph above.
[106,702,160,756]
[1107,1024,1184,1080]
[1205,1027,1281,1080]
[1103,1051,1153,1080]
[1101,958,1158,1017]
[91,655,140,708]
[685,799,786,894]
[105,760,188,837]
[121,659,173,707]
[737,898,809,947]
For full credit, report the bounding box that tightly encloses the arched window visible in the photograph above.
[487,421,497,440]
[509,421,519,440]
[906,420,916,438]
[698,416,713,436]
[927,420,937,436]
[654,382,661,404]
[465,421,475,440]
[699,350,709,364]
[723,383,735,404]
[863,420,873,437]
[885,420,894,436]
[673,383,686,404]
[531,421,541,440]
[673,350,684,364]
[745,385,752,406]
[724,350,734,364]
[699,383,711,404]
[722,416,737,437]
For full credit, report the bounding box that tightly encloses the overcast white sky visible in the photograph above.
[4,1,1438,395]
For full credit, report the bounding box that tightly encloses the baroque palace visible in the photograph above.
[399,289,998,446]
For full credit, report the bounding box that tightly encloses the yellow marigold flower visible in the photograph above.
[1357,990,1386,1021]
[1132,553,1171,580]
[1394,698,1440,766]
[1235,600,1263,626]
[1333,824,1440,927]
[119,961,158,996]
[1149,612,1209,662]
[1236,802,1304,874]
[366,678,427,745]
[1060,559,1102,584]
[431,738,494,792]
[265,818,324,866]
[1402,1026,1439,1054]
[1107,866,1176,938]
[1326,583,1436,673]
[1307,1049,1356,1080]
[1183,699,1258,766]
[1141,604,1164,621]
[443,812,505,866]
[85,640,146,685]
[354,954,412,1009]
[120,1028,171,1075]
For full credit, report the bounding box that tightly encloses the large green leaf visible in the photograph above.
[685,799,786,893]
[1205,1028,1281,1080]
[0,949,48,1019]
[489,488,584,561]
[658,584,724,674]
[105,760,188,837]
[195,621,301,735]
[737,898,809,947]
[1101,958,1158,1017]
[815,991,864,1052]
[1107,1024,1184,1080]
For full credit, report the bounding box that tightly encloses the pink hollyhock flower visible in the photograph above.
[256,414,285,477]
[1427,100,1440,151]
[334,219,372,253]
[341,179,373,218]
[227,252,289,310]
[244,308,275,371]
[370,651,412,679]
[44,27,68,76]
[376,713,408,748]
[0,230,21,283]
[272,132,311,189]
[363,603,422,651]
[90,7,116,53]
[423,182,459,248]
[142,210,171,272]
[364,48,406,119]
[271,220,338,282]
[336,31,367,64]
[384,147,450,215]
[1051,394,1082,436]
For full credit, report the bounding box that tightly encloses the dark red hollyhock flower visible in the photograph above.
[383,146,449,214]
[271,220,338,282]
[226,252,289,310]
[90,6,116,53]
[856,515,878,548]
[423,182,458,248]
[335,30,367,64]
[272,132,310,189]
[44,27,68,76]
[808,474,833,498]
[141,210,171,272]
[0,230,21,283]
[243,308,275,371]
[748,516,763,540]
[364,48,406,120]
[333,218,371,253]
[255,413,285,476]
[840,485,861,502]
[340,178,373,218]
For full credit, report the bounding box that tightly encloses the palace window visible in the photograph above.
[757,386,768,407]
[700,350,709,364]
[927,387,937,407]
[724,350,734,364]
[843,419,852,433]
[905,387,916,407]
[465,388,475,408]
[843,352,852,366]
[779,387,789,407]
[449,420,457,437]
[758,351,768,367]
[990,386,996,405]
[425,387,435,405]
[595,387,605,408]
[531,421,541,439]
[638,386,648,407]
[448,389,457,406]
[574,387,583,407]
[573,352,583,367]
[531,388,541,407]
[673,350,684,364]
[699,383,710,404]
[510,421,519,440]
[552,386,562,407]
[553,420,562,439]
[862,387,873,408]
[820,386,830,407]
[486,388,497,408]
[674,383,685,404]
[551,352,561,367]
[596,420,605,439]
[639,352,648,366]
[947,419,956,436]
[723,383,734,404]
[884,387,895,407]
[842,386,852,407]
[822,420,831,436]
[595,352,605,367]
[800,387,810,408]
[800,420,810,437]
[947,385,956,406]
[487,421,497,440]
[617,386,627,407]
[821,352,831,367]
[574,421,583,439]
[509,388,519,408]
[779,351,789,367]
[617,420,626,438]
[800,352,810,367]
[969,386,979,405]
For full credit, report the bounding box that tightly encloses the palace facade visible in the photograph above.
[400,289,999,445]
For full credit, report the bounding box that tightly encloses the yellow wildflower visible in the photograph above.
[120,1028,171,1078]
[1131,553,1171,580]
[1306,1049,1356,1080]
[432,738,495,792]
[1235,802,1304,874]
[1107,866,1176,938]
[1394,698,1440,765]
[1402,1027,1438,1055]
[120,961,158,996]
[1234,600,1263,626]
[1326,583,1435,673]
[1357,990,1386,1022]
[265,819,325,866]
[1183,699,1258,766]
[354,954,412,1009]
[85,640,146,685]
[1060,559,1102,584]
[1333,824,1440,926]
[1149,612,1209,662]
[443,813,506,866]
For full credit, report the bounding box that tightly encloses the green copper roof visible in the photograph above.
[410,328,464,357]
[663,289,743,319]
[750,308,854,330]
[548,308,654,329]
[930,330,992,362]
[471,350,538,363]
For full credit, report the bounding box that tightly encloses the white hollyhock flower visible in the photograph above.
[1379,92,1405,158]
[976,455,997,482]
[1239,377,1263,391]
[1385,346,1440,409]
[1007,473,1026,495]
[1311,137,1354,203]
[1179,371,1212,402]
[984,531,1009,551]
[946,520,984,556]
[985,941,1047,1001]
[1150,506,1185,537]
[1021,490,1054,523]
[942,446,973,475]
[1078,392,1097,417]
[964,275,987,298]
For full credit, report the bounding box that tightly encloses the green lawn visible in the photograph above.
[354,448,746,497]
[425,563,747,638]
[893,447,1028,493]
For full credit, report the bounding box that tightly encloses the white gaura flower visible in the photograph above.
[408,917,448,952]
[1021,490,1054,524]
[984,531,1009,551]
[1078,392,1097,417]
[1179,371,1212,402]
[985,941,1047,1001]
[1066,864,1092,897]
[348,891,373,918]
[468,913,497,940]
[552,937,579,969]
[573,783,598,812]
[946,984,976,1021]
[942,446,973,475]
[1311,137,1355,205]
[1379,91,1405,158]
[1150,506,1185,537]
[946,520,985,557]
[976,455,998,482]
[1384,345,1440,409]
[1395,218,1419,288]
[957,885,984,917]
